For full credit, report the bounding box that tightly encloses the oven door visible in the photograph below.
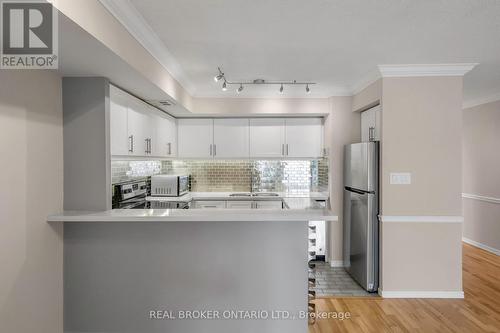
[114,194,148,209]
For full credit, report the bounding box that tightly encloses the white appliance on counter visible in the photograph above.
[151,175,189,197]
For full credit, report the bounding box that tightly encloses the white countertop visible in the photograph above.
[146,191,329,202]
[47,209,338,223]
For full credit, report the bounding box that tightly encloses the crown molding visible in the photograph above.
[462,91,500,109]
[98,0,196,95]
[378,63,478,78]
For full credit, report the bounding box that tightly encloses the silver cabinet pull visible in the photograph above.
[369,127,375,141]
[286,144,289,156]
[167,142,172,155]
[149,138,152,154]
[145,138,149,154]
[128,135,134,153]
[214,144,216,156]
[282,144,285,156]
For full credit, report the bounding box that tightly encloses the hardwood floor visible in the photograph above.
[309,243,500,332]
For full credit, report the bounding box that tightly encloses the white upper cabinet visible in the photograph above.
[109,86,129,156]
[361,105,381,142]
[153,110,177,158]
[213,118,249,158]
[249,118,286,158]
[110,85,176,157]
[285,118,323,158]
[127,98,151,156]
[178,119,214,158]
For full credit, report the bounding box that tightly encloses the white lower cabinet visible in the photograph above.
[194,201,226,209]
[194,199,284,209]
[254,200,283,210]
[226,201,253,209]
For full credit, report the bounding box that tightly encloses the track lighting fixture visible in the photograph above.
[214,67,316,95]
[214,67,224,82]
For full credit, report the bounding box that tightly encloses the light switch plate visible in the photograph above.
[390,172,411,185]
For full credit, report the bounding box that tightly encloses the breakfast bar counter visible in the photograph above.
[51,209,337,333]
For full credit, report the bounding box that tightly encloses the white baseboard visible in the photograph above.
[329,260,344,267]
[378,290,464,299]
[462,237,500,256]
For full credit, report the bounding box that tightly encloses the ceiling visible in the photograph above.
[111,0,500,102]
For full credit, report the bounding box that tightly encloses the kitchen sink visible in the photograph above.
[252,192,279,197]
[229,193,252,197]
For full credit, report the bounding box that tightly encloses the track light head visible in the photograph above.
[222,81,227,91]
[214,74,223,82]
[237,84,244,94]
[305,84,310,94]
[279,84,284,94]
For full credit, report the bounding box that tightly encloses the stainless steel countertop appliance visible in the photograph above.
[343,141,379,292]
[151,174,189,197]
[112,179,149,209]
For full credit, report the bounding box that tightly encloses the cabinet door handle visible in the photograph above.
[128,135,134,153]
[168,142,172,155]
[214,144,216,156]
[369,127,375,141]
[282,144,284,156]
[148,138,152,154]
[145,138,149,154]
[286,144,289,156]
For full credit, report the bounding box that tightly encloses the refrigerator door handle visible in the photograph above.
[345,186,370,195]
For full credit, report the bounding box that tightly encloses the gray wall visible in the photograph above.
[0,71,64,332]
[63,77,111,210]
[64,221,308,333]
[463,100,500,252]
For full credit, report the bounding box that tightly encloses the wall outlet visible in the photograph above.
[390,172,411,185]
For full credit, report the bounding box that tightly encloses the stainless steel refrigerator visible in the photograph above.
[343,142,379,292]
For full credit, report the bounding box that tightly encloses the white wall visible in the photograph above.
[462,99,500,253]
[326,96,360,263]
[0,71,64,333]
[379,76,464,294]
[192,97,329,115]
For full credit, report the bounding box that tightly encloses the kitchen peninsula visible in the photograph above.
[49,208,337,333]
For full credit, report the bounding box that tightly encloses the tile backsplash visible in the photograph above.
[112,159,328,193]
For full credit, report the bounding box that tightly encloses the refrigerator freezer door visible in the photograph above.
[343,189,378,292]
[344,142,378,192]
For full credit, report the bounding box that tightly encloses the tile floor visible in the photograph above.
[310,261,376,297]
